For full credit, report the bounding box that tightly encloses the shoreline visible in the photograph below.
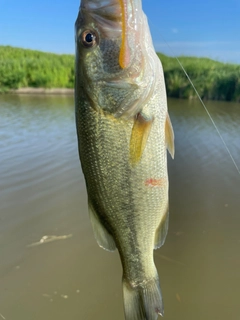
[1,46,240,101]
[9,88,74,95]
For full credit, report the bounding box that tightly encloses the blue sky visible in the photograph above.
[0,0,240,63]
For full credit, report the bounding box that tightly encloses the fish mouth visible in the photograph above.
[77,0,158,119]
[80,0,142,69]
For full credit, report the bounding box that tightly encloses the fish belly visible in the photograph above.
[76,91,168,319]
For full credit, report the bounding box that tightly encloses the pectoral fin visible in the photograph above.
[154,206,169,249]
[130,112,153,165]
[165,113,175,159]
[88,202,116,252]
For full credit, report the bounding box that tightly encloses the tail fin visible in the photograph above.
[123,276,163,320]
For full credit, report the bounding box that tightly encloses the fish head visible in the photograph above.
[75,0,159,117]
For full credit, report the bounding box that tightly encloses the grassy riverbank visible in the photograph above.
[0,46,74,92]
[158,53,240,102]
[1,45,240,101]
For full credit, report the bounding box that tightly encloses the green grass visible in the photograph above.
[1,45,240,102]
[158,53,240,102]
[0,46,74,92]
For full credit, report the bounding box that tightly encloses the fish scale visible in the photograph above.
[75,0,174,319]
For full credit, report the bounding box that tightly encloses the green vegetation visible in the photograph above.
[0,45,240,102]
[158,53,240,102]
[0,46,74,92]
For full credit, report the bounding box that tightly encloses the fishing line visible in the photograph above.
[175,57,240,175]
[148,20,240,175]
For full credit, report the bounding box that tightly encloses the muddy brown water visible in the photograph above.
[0,94,239,320]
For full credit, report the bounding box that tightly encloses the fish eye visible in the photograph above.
[80,29,98,48]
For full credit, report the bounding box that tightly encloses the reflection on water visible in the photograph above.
[0,95,239,320]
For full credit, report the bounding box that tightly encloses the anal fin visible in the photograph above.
[154,206,169,249]
[88,202,116,252]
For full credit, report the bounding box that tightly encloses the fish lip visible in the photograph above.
[75,0,158,119]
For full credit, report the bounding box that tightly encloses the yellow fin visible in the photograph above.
[130,113,153,165]
[165,113,175,159]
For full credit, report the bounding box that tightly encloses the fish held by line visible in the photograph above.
[75,0,174,319]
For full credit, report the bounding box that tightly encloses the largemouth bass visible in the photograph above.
[75,0,174,319]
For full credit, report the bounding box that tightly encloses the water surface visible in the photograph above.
[0,95,239,320]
